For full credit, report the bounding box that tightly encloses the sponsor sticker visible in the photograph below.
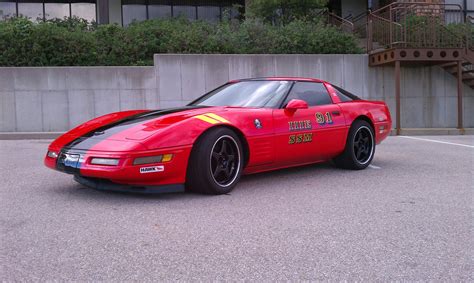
[59,153,80,167]
[288,120,312,131]
[140,166,164,174]
[289,133,313,144]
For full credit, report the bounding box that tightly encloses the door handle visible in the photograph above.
[331,111,341,116]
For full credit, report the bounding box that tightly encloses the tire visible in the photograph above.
[186,127,244,195]
[333,120,375,170]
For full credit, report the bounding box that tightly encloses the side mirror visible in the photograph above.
[285,99,308,112]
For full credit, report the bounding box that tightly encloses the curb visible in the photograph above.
[0,132,64,140]
[390,128,474,136]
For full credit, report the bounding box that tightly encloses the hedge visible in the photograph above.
[0,17,363,66]
[246,0,329,24]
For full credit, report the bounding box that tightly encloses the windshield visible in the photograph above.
[189,81,292,108]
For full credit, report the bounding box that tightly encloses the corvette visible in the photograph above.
[45,77,392,195]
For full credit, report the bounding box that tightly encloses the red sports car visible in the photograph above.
[45,77,392,195]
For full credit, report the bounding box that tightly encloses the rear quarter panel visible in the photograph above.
[338,101,392,144]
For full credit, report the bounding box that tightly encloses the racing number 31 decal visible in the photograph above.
[315,112,333,125]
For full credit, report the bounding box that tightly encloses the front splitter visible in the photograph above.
[74,175,185,194]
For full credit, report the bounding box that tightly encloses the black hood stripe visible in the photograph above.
[63,106,207,152]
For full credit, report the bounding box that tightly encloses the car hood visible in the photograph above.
[61,105,224,151]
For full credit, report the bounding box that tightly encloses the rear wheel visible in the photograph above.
[333,120,375,170]
[186,127,243,194]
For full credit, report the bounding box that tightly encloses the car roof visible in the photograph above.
[230,77,327,83]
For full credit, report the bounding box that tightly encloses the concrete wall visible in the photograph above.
[0,54,473,132]
[154,54,474,128]
[108,0,122,25]
[0,67,158,132]
[445,0,474,18]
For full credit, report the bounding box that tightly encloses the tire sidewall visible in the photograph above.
[188,127,244,194]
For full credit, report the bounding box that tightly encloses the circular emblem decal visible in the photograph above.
[254,119,262,129]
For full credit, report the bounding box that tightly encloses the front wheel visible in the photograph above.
[333,120,375,170]
[186,127,244,194]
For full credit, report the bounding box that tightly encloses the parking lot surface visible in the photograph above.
[1,136,473,281]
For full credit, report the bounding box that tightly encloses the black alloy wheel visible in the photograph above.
[210,135,240,187]
[353,126,374,165]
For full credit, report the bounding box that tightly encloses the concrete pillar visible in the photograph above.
[108,0,122,25]
[395,60,401,135]
[457,60,464,129]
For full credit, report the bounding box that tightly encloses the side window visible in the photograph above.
[334,88,352,102]
[284,82,333,107]
[332,85,361,102]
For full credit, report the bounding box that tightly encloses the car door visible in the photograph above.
[272,81,346,167]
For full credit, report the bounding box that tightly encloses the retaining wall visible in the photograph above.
[0,54,472,132]
[154,54,474,128]
[0,67,157,132]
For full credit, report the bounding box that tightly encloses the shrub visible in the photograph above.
[246,0,329,24]
[0,16,362,67]
[0,17,97,66]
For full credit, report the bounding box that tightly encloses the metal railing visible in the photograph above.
[368,13,403,50]
[324,10,354,33]
[466,16,474,51]
[367,2,467,52]
[351,11,369,38]
[468,15,474,24]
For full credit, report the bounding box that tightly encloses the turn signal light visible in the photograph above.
[162,154,173,162]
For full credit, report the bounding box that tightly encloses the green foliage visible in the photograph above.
[0,16,362,67]
[45,16,97,31]
[247,0,329,24]
[0,17,97,66]
[446,22,474,48]
[399,15,474,48]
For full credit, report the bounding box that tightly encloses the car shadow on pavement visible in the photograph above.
[53,158,394,202]
[55,161,335,200]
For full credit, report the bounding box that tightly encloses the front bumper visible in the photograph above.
[45,145,193,189]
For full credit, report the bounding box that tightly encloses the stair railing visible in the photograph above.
[351,11,369,38]
[467,16,474,51]
[367,2,466,52]
[367,13,403,51]
[326,11,354,33]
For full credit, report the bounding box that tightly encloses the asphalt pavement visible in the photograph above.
[1,136,473,281]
